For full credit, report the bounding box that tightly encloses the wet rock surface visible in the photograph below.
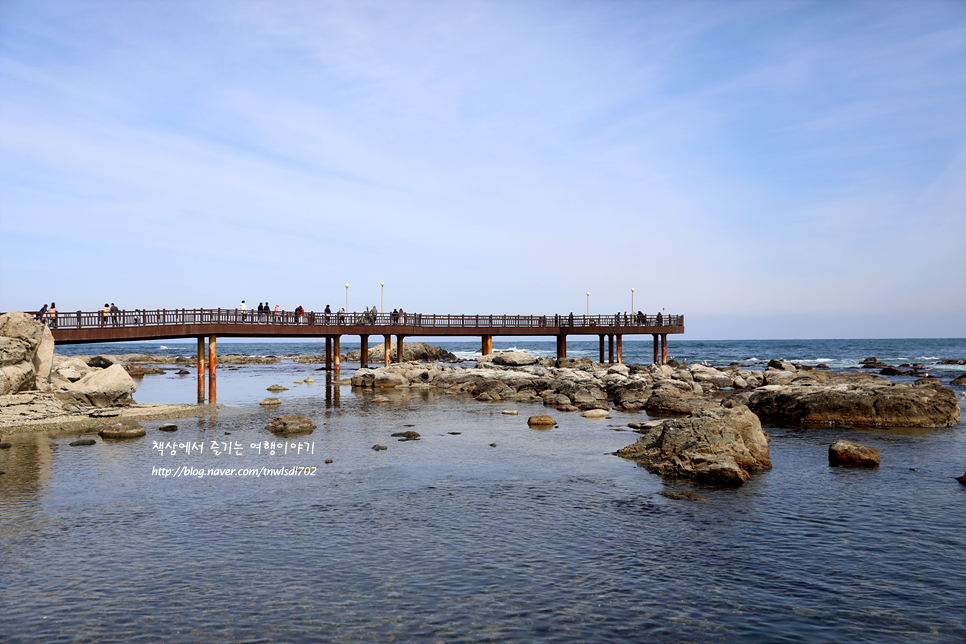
[617,406,771,486]
[266,415,316,434]
[828,440,880,468]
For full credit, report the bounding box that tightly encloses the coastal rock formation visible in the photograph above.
[266,415,316,434]
[345,342,457,363]
[0,312,53,394]
[616,406,771,486]
[951,374,966,386]
[828,440,880,467]
[55,364,138,408]
[741,379,960,428]
[957,471,966,486]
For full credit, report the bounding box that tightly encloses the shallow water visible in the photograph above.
[2,352,965,643]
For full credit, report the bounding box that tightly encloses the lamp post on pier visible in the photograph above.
[631,287,635,313]
[345,284,349,313]
[381,282,385,314]
[586,292,590,316]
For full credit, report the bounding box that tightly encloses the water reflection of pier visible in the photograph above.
[38,308,684,404]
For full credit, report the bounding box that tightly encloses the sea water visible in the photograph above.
[2,338,964,643]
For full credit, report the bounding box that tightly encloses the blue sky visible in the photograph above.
[1,0,964,340]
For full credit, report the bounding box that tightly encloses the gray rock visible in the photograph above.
[617,406,771,486]
[158,423,178,432]
[746,380,960,428]
[69,439,96,446]
[492,351,538,366]
[56,364,138,408]
[260,398,282,406]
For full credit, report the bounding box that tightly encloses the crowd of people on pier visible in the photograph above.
[30,302,669,329]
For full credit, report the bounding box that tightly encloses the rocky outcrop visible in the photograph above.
[742,379,960,428]
[828,440,880,467]
[345,342,457,363]
[1,312,53,394]
[617,406,771,486]
[55,364,138,408]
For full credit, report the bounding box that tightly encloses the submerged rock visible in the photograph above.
[259,398,282,406]
[828,440,880,468]
[69,439,96,446]
[617,406,771,486]
[158,423,178,432]
[98,419,146,439]
[658,490,705,501]
[266,385,288,392]
[266,415,316,434]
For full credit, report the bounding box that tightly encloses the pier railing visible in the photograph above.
[26,308,683,330]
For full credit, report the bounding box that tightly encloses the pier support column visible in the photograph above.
[333,335,341,373]
[556,334,567,359]
[396,335,405,363]
[608,334,615,364]
[482,335,493,356]
[360,334,369,369]
[208,335,217,404]
[661,333,668,365]
[384,335,392,366]
[653,334,659,365]
[197,337,205,403]
[617,334,623,364]
[325,336,332,372]
[599,335,605,363]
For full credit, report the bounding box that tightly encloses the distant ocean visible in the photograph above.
[57,337,966,376]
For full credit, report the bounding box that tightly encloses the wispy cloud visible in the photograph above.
[1,0,963,337]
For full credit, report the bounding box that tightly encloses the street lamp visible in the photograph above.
[381,282,385,314]
[631,287,635,313]
[586,292,590,316]
[345,284,349,312]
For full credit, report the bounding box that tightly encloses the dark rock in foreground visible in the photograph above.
[828,440,880,468]
[617,406,771,486]
[69,439,96,446]
[956,471,966,486]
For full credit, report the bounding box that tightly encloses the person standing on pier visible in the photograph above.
[239,300,248,322]
[257,302,264,322]
[99,303,109,327]
[273,303,280,323]
[110,303,119,326]
[324,305,331,324]
[48,302,58,328]
[37,304,48,323]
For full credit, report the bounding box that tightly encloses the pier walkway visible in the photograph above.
[33,308,684,403]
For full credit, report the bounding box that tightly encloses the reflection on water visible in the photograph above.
[2,363,965,644]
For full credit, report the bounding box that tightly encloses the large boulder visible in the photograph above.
[55,364,138,408]
[746,381,960,428]
[492,351,538,367]
[0,312,47,394]
[617,406,771,486]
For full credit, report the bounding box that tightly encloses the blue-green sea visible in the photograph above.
[3,337,965,643]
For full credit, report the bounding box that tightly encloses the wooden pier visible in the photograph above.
[34,308,684,404]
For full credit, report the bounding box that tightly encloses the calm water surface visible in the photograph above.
[2,342,965,643]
